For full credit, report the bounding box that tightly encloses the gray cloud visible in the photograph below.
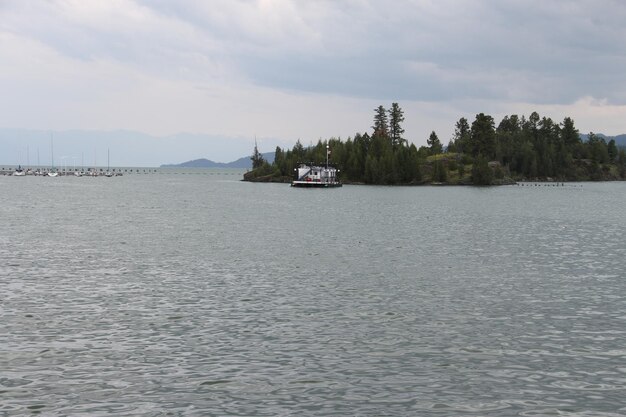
[4,0,625,104]
[246,0,626,104]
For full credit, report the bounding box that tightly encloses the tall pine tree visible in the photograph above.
[372,105,389,138]
[388,102,405,147]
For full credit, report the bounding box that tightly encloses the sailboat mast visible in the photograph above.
[50,133,54,169]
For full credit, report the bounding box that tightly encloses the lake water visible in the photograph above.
[2,170,626,416]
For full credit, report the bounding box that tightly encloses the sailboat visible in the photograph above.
[13,165,25,176]
[47,133,59,177]
[104,148,113,177]
[13,145,26,176]
[74,152,84,176]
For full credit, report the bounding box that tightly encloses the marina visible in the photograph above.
[0,167,246,177]
[0,167,154,176]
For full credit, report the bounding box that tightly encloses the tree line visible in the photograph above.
[247,104,626,185]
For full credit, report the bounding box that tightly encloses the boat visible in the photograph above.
[291,163,342,188]
[13,165,25,176]
[47,133,58,177]
[291,144,341,188]
[104,148,113,177]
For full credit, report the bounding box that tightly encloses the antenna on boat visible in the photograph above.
[326,144,329,169]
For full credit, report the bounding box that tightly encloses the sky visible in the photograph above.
[1,0,626,165]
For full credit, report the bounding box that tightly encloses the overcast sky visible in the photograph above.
[1,0,626,164]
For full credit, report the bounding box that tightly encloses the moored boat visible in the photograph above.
[291,163,342,188]
[13,165,25,176]
[291,144,342,188]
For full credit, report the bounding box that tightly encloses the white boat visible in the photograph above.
[291,163,342,188]
[291,145,342,188]
[13,165,25,176]
[48,133,58,177]
[104,148,113,177]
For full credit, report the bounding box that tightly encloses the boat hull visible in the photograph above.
[291,181,342,188]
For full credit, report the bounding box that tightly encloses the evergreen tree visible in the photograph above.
[388,102,405,147]
[251,140,265,169]
[427,131,443,154]
[587,132,609,163]
[561,117,580,147]
[470,113,496,159]
[372,105,389,138]
[446,139,457,153]
[608,139,618,163]
[274,146,286,175]
[292,139,305,160]
[453,117,471,153]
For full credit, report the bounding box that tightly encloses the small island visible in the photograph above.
[244,105,626,185]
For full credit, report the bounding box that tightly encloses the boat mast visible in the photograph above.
[50,133,54,169]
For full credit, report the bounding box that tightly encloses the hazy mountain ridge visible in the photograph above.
[581,133,626,147]
[161,152,275,169]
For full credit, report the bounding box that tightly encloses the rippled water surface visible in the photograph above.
[2,171,626,416]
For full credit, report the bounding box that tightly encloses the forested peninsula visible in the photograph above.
[244,104,626,185]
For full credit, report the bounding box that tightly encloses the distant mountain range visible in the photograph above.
[161,152,275,169]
